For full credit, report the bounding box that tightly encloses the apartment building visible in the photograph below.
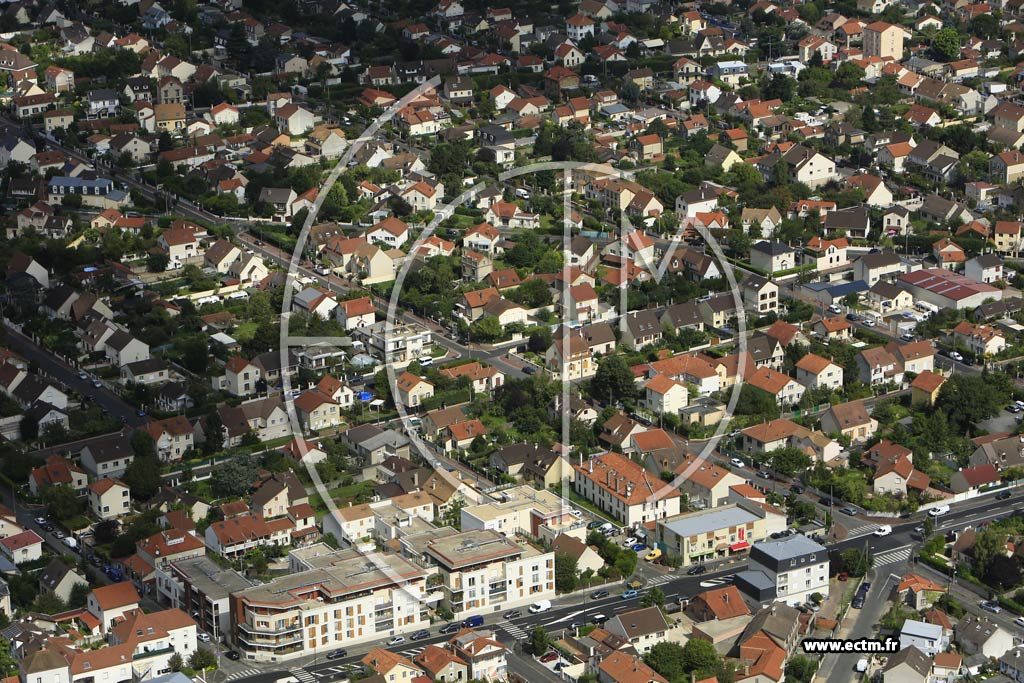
[737,535,829,606]
[419,529,555,618]
[230,548,427,662]
[572,451,681,526]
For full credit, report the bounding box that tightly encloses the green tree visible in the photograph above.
[932,28,961,62]
[644,642,687,681]
[147,252,169,272]
[591,356,639,404]
[211,458,258,497]
[67,582,90,609]
[766,447,812,477]
[168,653,184,673]
[470,315,503,343]
[555,553,578,593]
[188,647,217,671]
[42,485,81,522]
[122,456,162,500]
[442,495,465,530]
[641,586,665,608]
[681,638,721,673]
[131,429,157,459]
[530,626,549,655]
[203,412,223,455]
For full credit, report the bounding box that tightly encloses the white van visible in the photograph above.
[529,600,552,614]
[515,188,531,200]
[226,291,249,300]
[63,537,78,550]
[418,356,434,367]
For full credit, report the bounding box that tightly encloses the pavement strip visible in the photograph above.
[289,669,317,683]
[225,669,262,681]
[501,620,529,639]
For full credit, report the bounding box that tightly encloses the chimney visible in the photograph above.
[589,458,594,473]
[723,592,729,603]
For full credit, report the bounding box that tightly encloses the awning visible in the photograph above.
[730,541,750,552]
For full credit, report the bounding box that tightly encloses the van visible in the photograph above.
[462,615,484,628]
[63,537,78,550]
[417,356,434,367]
[227,291,249,300]
[515,188,531,200]
[529,600,552,614]
[599,522,614,533]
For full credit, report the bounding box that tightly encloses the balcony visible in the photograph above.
[239,621,302,637]
[238,632,303,648]
[133,646,174,661]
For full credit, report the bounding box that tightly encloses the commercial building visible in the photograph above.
[656,500,787,567]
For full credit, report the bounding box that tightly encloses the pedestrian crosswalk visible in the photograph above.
[847,524,878,537]
[500,619,529,639]
[290,668,317,683]
[647,574,673,586]
[225,668,261,681]
[874,545,914,567]
[398,646,427,659]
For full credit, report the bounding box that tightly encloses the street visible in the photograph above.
[2,322,146,427]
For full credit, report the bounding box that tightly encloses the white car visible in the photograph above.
[873,525,892,537]
[730,458,744,468]
[387,636,405,646]
[1015,616,1024,628]
[623,537,637,547]
[862,318,876,327]
[949,351,964,362]
[929,505,950,517]
[827,304,842,314]
[197,633,211,643]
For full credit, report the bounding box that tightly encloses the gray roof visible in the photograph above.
[662,504,759,539]
[751,533,826,561]
[752,241,794,256]
[902,619,943,639]
[167,556,254,600]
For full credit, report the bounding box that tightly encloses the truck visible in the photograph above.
[914,300,939,316]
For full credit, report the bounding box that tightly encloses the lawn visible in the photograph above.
[310,481,377,515]
[233,321,259,342]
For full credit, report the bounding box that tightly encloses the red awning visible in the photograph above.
[730,541,750,552]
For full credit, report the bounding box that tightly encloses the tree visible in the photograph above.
[555,553,578,593]
[682,638,721,674]
[470,315,503,343]
[131,429,157,459]
[645,642,687,681]
[168,653,184,673]
[442,495,465,530]
[43,485,81,522]
[122,456,161,500]
[591,356,639,404]
[188,647,217,671]
[528,328,553,354]
[932,28,961,62]
[147,252,169,272]
[530,626,549,655]
[641,586,665,608]
[972,527,1006,578]
[93,520,120,545]
[766,447,812,477]
[203,412,223,455]
[67,582,90,609]
[211,458,258,497]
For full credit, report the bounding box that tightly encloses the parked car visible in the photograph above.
[587,521,604,530]
[621,589,639,599]
[410,630,430,641]
[730,457,744,468]
[387,636,406,646]
[839,506,859,516]
[504,610,521,619]
[590,589,609,599]
[197,633,211,643]
[33,517,46,525]
[539,652,559,664]
[590,613,608,625]
[326,649,347,660]
[997,490,1012,500]
[980,600,1002,614]
[929,504,950,517]
[631,544,646,552]
[687,565,707,575]
[225,651,241,661]
[790,485,804,495]
[851,595,865,609]
[623,537,637,547]
[645,549,663,562]
[949,351,964,362]
[439,623,461,634]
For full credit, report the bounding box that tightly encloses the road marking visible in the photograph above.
[547,609,585,624]
[225,668,261,681]
[289,669,317,683]
[699,578,728,588]
[647,574,674,586]
[501,620,529,639]
[874,545,914,567]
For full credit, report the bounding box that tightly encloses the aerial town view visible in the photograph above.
[9,0,1024,682]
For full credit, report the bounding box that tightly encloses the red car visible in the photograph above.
[539,652,559,663]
